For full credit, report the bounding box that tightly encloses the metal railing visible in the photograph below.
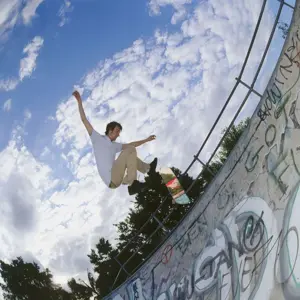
[106,0,295,295]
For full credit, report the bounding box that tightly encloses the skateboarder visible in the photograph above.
[73,91,157,195]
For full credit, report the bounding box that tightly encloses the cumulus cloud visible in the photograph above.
[24,109,32,120]
[21,0,45,25]
[22,251,45,270]
[148,0,192,24]
[48,236,90,275]
[1,172,38,234]
[0,115,60,259]
[0,35,43,91]
[0,0,22,41]
[19,36,44,81]
[0,78,19,91]
[148,0,191,14]
[58,0,74,27]
[3,98,12,112]
[0,1,45,94]
[0,0,45,42]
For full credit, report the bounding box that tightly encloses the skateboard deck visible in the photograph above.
[159,167,191,205]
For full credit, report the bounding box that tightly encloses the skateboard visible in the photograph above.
[159,167,191,205]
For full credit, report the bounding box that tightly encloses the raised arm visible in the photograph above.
[73,91,93,136]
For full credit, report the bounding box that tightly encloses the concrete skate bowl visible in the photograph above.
[104,1,300,299]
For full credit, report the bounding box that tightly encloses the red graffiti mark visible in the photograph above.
[162,244,173,264]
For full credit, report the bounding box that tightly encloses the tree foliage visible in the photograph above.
[0,257,73,300]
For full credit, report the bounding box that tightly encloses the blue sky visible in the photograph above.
[0,0,176,150]
[0,0,296,294]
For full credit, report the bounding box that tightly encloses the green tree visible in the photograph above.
[201,118,250,185]
[68,170,204,298]
[68,270,101,300]
[218,118,250,163]
[0,257,73,300]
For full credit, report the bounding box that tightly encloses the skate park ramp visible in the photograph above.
[105,1,300,300]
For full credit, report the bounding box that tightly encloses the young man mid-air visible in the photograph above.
[73,91,158,195]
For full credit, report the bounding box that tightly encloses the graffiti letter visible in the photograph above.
[265,125,276,147]
[274,226,299,284]
[241,256,253,292]
[242,212,265,253]
[267,83,282,105]
[245,146,264,172]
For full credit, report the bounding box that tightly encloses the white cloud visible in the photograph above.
[148,0,191,15]
[24,109,32,120]
[3,98,12,112]
[48,236,90,276]
[21,0,45,25]
[41,146,50,157]
[0,78,18,91]
[0,0,22,41]
[2,172,38,234]
[58,0,74,27]
[0,34,44,92]
[0,0,284,291]
[0,125,58,260]
[19,36,44,81]
[0,0,45,42]
[148,0,192,24]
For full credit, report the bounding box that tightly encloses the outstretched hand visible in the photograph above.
[72,90,82,103]
[146,135,156,142]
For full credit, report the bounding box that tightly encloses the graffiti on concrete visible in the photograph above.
[154,196,299,300]
[110,193,300,300]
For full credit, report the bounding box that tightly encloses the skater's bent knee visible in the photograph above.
[124,145,136,153]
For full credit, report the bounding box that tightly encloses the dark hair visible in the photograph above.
[105,121,122,135]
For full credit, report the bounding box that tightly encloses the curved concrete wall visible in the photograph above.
[106,2,300,299]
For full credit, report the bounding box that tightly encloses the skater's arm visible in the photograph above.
[122,135,156,149]
[73,91,93,136]
[125,139,148,148]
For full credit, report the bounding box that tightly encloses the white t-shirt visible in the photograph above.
[90,129,123,186]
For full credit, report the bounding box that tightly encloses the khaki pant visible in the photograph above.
[109,146,150,188]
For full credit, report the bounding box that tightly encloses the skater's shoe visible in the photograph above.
[148,157,158,175]
[128,180,148,195]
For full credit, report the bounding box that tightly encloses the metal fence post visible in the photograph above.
[113,257,131,276]
[194,156,216,176]
[153,215,171,234]
[235,78,263,98]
